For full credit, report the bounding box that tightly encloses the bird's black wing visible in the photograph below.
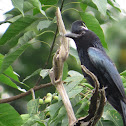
[88,47,125,98]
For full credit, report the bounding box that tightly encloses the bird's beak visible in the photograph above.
[65,32,81,39]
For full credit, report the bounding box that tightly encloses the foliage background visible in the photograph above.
[0,0,126,126]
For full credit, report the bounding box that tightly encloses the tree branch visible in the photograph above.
[49,7,76,126]
[0,83,52,104]
[35,0,65,86]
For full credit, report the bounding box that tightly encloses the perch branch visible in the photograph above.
[49,7,76,126]
[0,83,52,104]
[72,65,106,126]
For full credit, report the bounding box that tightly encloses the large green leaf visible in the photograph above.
[107,0,121,12]
[0,103,23,126]
[92,0,107,16]
[0,31,36,74]
[4,66,20,82]
[28,0,46,16]
[27,99,39,116]
[0,44,30,74]
[12,0,24,16]
[5,1,34,18]
[81,0,97,10]
[0,54,19,82]
[0,74,18,89]
[49,101,63,118]
[80,12,107,48]
[23,99,45,126]
[102,104,123,126]
[22,115,45,126]
[68,86,83,98]
[102,110,123,126]
[23,68,42,82]
[0,16,37,45]
[37,20,51,31]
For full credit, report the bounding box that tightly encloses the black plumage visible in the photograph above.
[65,20,126,126]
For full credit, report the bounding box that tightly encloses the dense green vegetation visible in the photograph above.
[0,0,126,125]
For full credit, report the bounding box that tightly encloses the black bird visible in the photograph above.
[65,20,126,125]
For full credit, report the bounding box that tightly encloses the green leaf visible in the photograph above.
[27,99,39,116]
[0,44,30,74]
[6,1,34,17]
[18,31,36,45]
[12,0,24,16]
[64,76,83,83]
[0,103,23,126]
[64,80,81,93]
[0,16,37,45]
[0,54,19,82]
[62,62,68,80]
[0,31,36,74]
[4,66,20,82]
[80,3,87,12]
[40,0,58,5]
[68,70,83,77]
[120,70,126,76]
[37,20,51,31]
[102,103,123,125]
[0,74,18,89]
[23,68,42,82]
[22,115,45,126]
[49,101,63,118]
[97,120,115,126]
[61,115,68,126]
[50,106,66,126]
[102,110,123,126]
[81,0,97,10]
[92,0,107,16]
[107,0,121,12]
[68,86,83,98]
[69,47,80,63]
[28,0,46,16]
[40,69,49,79]
[82,83,93,89]
[80,12,107,48]
[21,114,30,122]
[120,76,126,83]
[23,1,34,12]
[75,98,89,115]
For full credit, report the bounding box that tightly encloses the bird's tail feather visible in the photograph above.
[120,100,126,126]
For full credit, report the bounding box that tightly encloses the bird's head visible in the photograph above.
[65,20,88,39]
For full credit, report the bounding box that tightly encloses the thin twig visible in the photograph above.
[0,83,52,104]
[31,88,35,100]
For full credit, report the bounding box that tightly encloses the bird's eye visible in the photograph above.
[82,22,86,27]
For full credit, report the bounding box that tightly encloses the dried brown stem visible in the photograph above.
[49,7,76,126]
[73,65,106,126]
